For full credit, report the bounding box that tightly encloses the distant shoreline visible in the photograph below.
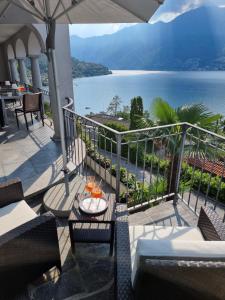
[109,70,225,77]
[110,70,164,76]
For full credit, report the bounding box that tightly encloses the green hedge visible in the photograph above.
[182,163,225,202]
[86,142,111,169]
[44,102,52,118]
[143,153,225,203]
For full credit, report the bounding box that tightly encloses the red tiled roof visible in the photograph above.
[187,157,225,178]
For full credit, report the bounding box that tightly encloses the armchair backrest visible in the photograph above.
[0,178,24,208]
[23,93,42,112]
[198,206,225,241]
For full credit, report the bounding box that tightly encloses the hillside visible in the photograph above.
[25,55,111,86]
[70,6,225,71]
[71,57,112,78]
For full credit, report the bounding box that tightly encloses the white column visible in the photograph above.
[18,58,28,84]
[30,55,42,90]
[48,25,74,140]
[9,59,19,82]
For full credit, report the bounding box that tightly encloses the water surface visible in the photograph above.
[74,71,225,116]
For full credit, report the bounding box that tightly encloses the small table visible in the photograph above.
[0,95,22,127]
[68,193,116,256]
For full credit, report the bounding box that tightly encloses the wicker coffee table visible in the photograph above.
[68,193,116,256]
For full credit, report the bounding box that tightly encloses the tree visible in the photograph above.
[152,98,220,199]
[107,95,122,116]
[130,96,144,129]
[123,105,130,114]
[144,110,150,120]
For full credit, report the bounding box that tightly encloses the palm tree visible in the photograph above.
[151,98,220,199]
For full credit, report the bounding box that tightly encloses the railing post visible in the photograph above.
[116,134,121,203]
[174,123,188,205]
[62,107,68,161]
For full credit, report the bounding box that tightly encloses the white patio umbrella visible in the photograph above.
[0,0,164,196]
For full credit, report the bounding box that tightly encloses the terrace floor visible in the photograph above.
[0,103,84,199]
[129,200,198,227]
[0,104,64,197]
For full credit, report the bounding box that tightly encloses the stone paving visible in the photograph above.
[0,106,63,197]
[128,199,198,227]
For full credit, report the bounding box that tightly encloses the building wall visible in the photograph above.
[0,45,9,81]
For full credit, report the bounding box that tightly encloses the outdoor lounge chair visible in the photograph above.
[115,204,225,300]
[0,178,61,295]
[15,92,44,130]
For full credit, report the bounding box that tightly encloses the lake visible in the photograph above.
[74,70,225,116]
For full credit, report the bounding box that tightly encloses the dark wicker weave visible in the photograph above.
[0,179,61,296]
[198,206,225,241]
[115,205,225,300]
[115,203,133,300]
[0,178,24,208]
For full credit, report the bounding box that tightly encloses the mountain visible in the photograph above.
[70,7,225,71]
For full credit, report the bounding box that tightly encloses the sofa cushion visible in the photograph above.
[129,225,204,273]
[132,239,225,287]
[0,200,37,236]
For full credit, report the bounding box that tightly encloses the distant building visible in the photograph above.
[86,113,129,127]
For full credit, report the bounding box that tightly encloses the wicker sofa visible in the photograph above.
[116,204,225,300]
[0,179,61,295]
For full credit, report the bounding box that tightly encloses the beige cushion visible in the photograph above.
[0,200,37,236]
[129,225,204,272]
[136,239,225,259]
[132,239,225,286]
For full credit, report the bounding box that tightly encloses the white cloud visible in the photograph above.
[151,0,223,23]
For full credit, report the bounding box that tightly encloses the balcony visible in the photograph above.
[63,100,225,223]
[1,98,225,299]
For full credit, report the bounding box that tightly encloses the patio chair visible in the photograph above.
[115,204,225,300]
[15,93,44,130]
[0,178,61,296]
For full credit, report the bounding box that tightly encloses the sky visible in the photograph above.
[69,0,225,38]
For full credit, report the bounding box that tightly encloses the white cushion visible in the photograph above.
[0,200,37,236]
[132,239,225,286]
[129,225,204,271]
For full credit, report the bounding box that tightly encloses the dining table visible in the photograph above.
[0,94,23,127]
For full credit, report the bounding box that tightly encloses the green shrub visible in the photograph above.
[85,134,225,205]
[128,179,167,207]
[44,102,52,118]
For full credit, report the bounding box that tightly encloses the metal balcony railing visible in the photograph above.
[63,98,225,220]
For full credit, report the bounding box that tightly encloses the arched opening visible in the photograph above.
[7,44,15,60]
[7,44,20,82]
[28,32,41,57]
[27,32,48,87]
[15,38,26,58]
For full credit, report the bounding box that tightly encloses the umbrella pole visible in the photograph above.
[48,47,70,196]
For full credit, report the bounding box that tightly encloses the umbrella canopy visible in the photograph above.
[0,0,163,24]
[0,0,164,197]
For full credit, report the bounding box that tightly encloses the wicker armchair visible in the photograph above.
[115,204,225,300]
[15,93,44,130]
[0,179,61,296]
